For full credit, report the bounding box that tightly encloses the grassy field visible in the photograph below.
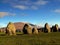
[0,32,60,45]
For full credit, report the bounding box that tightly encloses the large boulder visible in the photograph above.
[23,24,32,34]
[6,22,16,35]
[44,23,51,33]
[55,24,59,31]
[32,27,38,34]
[51,24,59,32]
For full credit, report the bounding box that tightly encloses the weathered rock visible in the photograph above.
[32,27,38,34]
[51,24,59,32]
[55,24,58,31]
[6,22,16,35]
[23,24,32,34]
[44,23,51,33]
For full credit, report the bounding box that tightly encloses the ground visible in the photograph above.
[0,32,60,45]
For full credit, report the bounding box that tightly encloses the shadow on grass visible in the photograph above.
[0,33,24,36]
[0,34,6,36]
[17,34,23,35]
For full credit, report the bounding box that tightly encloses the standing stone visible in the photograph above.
[44,23,51,33]
[55,24,58,31]
[6,22,16,35]
[23,24,32,34]
[51,24,59,32]
[32,27,38,34]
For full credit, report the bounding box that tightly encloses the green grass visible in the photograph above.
[0,32,60,45]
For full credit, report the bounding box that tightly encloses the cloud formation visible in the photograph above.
[2,0,49,10]
[20,13,28,16]
[13,5,28,10]
[0,12,15,18]
[53,9,60,13]
[31,6,38,10]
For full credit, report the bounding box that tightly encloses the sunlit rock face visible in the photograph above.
[44,23,51,33]
[55,24,59,31]
[32,27,38,34]
[23,24,32,34]
[6,22,16,35]
[51,24,59,32]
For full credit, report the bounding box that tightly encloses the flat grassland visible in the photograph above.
[0,32,60,45]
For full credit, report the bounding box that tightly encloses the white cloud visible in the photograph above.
[0,12,15,18]
[31,6,38,10]
[13,5,28,10]
[21,13,28,16]
[34,0,48,5]
[2,0,49,10]
[53,9,60,13]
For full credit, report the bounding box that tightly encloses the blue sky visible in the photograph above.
[0,0,60,27]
